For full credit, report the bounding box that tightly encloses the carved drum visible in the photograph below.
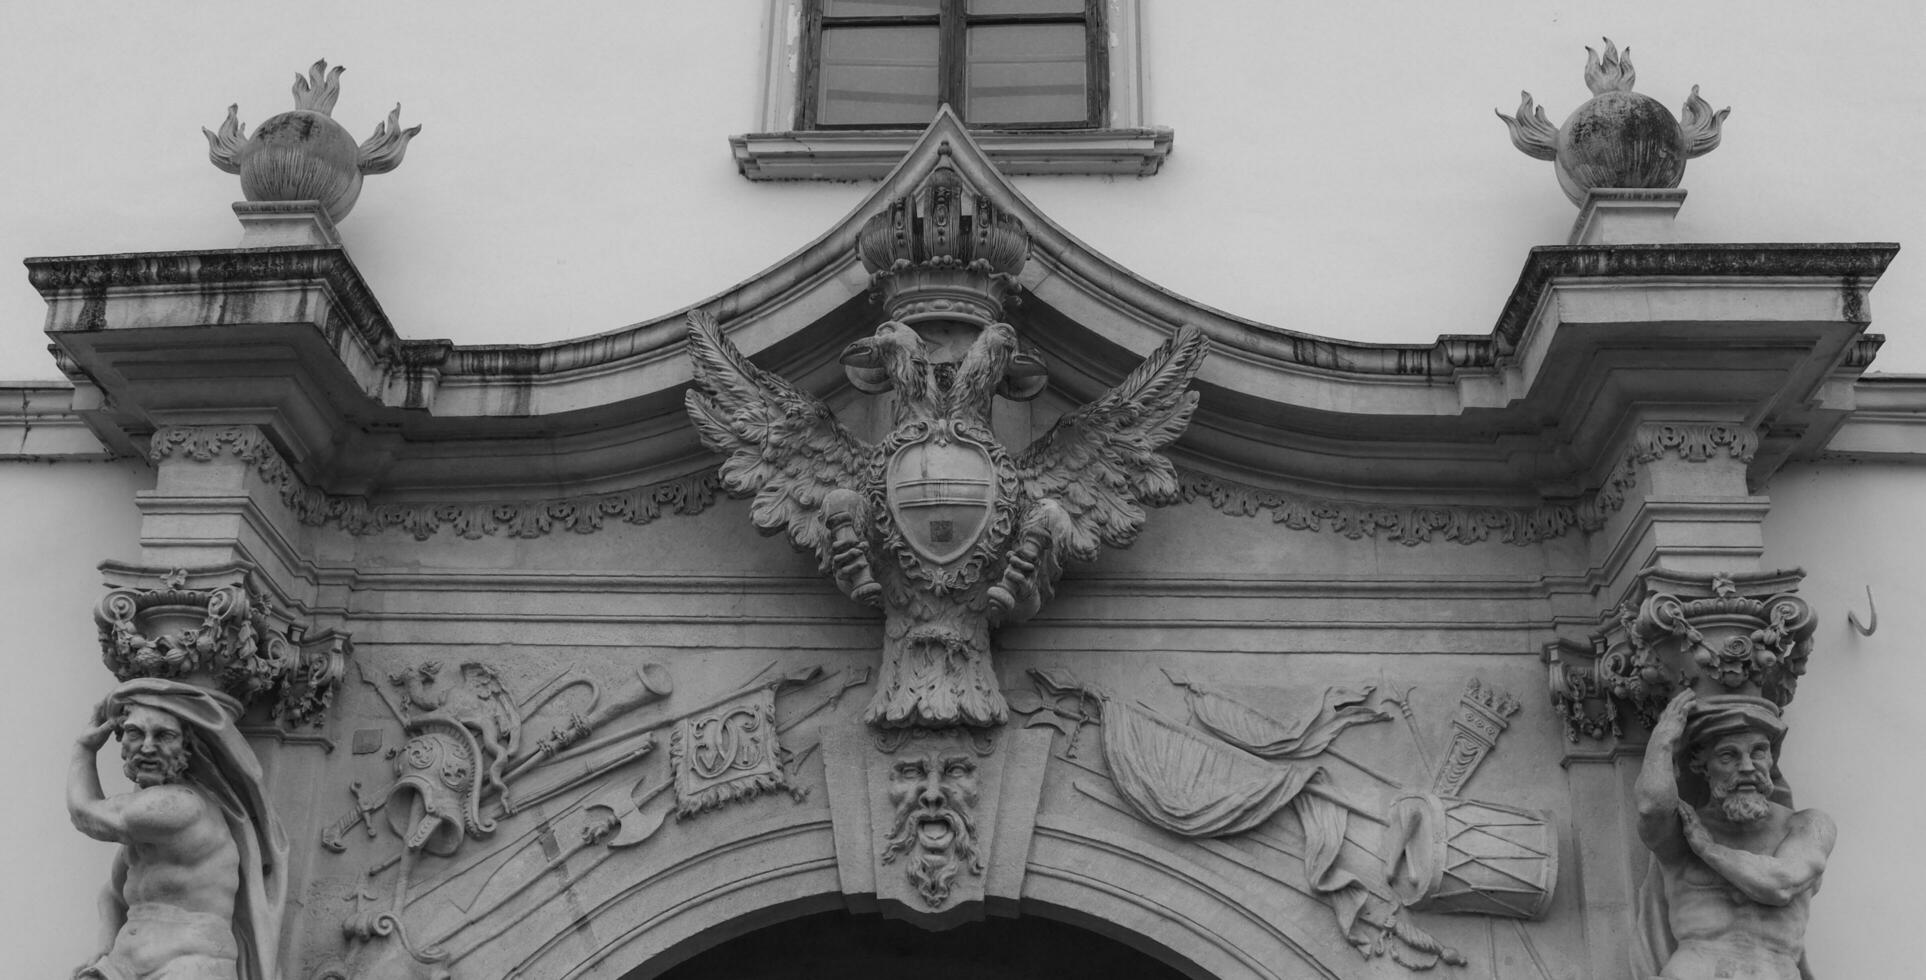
[1386,792,1558,919]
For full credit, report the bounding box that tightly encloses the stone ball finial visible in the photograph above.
[203,59,422,222]
[1496,39,1729,206]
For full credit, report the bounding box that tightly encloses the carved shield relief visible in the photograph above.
[885,424,1000,566]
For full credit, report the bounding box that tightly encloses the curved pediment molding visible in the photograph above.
[33,110,1896,503]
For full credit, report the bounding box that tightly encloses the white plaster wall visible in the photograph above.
[1762,461,1926,980]
[0,460,152,977]
[1,0,1919,378]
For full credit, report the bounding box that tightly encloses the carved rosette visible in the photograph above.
[1550,569,1814,740]
[857,144,1028,330]
[94,568,346,725]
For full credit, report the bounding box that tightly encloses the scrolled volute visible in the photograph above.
[94,567,347,725]
[1550,569,1814,741]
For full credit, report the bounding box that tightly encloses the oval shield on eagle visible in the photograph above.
[886,427,1000,566]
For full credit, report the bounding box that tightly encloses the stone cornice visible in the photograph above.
[27,116,1900,504]
[26,245,415,366]
[1489,243,1898,352]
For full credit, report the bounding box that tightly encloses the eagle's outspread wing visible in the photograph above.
[684,310,875,570]
[1014,325,1209,563]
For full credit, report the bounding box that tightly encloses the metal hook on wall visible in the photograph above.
[1847,585,1877,637]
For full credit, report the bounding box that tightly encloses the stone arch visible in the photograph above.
[488,812,1350,980]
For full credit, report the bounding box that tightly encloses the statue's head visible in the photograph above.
[881,739,984,907]
[117,703,190,788]
[1684,695,1788,824]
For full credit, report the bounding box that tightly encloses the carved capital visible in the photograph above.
[1551,568,1814,740]
[94,563,347,724]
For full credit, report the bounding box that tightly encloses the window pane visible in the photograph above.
[966,24,1087,124]
[968,0,1084,15]
[825,0,940,16]
[818,26,941,126]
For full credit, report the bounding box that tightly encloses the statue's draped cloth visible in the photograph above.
[103,678,288,980]
[1098,683,1388,946]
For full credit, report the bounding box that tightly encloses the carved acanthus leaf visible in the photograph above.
[1553,569,1815,741]
[94,571,344,723]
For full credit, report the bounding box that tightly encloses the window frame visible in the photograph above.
[733,0,1171,180]
[797,0,1109,132]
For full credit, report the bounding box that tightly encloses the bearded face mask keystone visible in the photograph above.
[881,749,985,907]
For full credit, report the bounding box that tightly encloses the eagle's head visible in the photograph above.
[841,320,933,406]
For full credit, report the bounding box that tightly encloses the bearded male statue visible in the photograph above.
[67,679,287,980]
[1633,689,1835,980]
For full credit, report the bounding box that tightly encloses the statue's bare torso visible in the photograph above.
[1657,805,1816,980]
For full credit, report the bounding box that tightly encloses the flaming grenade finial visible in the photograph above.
[204,59,422,222]
[1497,39,1729,206]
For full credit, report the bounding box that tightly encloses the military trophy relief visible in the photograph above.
[311,654,864,980]
[1011,666,1560,975]
[72,565,349,980]
[1551,569,1831,980]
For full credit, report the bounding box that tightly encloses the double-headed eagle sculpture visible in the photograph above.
[684,153,1207,732]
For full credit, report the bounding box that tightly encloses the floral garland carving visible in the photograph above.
[1632,423,1758,463]
[1177,470,1601,546]
[150,421,1749,547]
[1179,422,1752,547]
[149,425,719,541]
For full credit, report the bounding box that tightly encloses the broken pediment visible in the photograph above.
[29,108,1896,533]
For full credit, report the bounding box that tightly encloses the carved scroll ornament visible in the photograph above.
[95,567,346,725]
[1551,569,1814,741]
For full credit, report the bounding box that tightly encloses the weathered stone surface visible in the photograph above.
[38,113,1881,980]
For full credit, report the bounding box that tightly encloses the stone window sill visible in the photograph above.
[729,127,1174,181]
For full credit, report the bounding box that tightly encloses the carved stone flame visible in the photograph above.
[204,59,421,221]
[1496,38,1729,206]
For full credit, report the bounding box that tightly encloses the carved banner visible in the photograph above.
[670,686,792,817]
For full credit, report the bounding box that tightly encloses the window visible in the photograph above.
[803,0,1104,130]
[733,0,1171,180]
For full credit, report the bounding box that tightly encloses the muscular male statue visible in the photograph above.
[1634,690,1835,980]
[67,679,285,980]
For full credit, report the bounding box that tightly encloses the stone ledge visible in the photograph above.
[0,384,118,459]
[1490,243,1899,352]
[730,127,1174,181]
